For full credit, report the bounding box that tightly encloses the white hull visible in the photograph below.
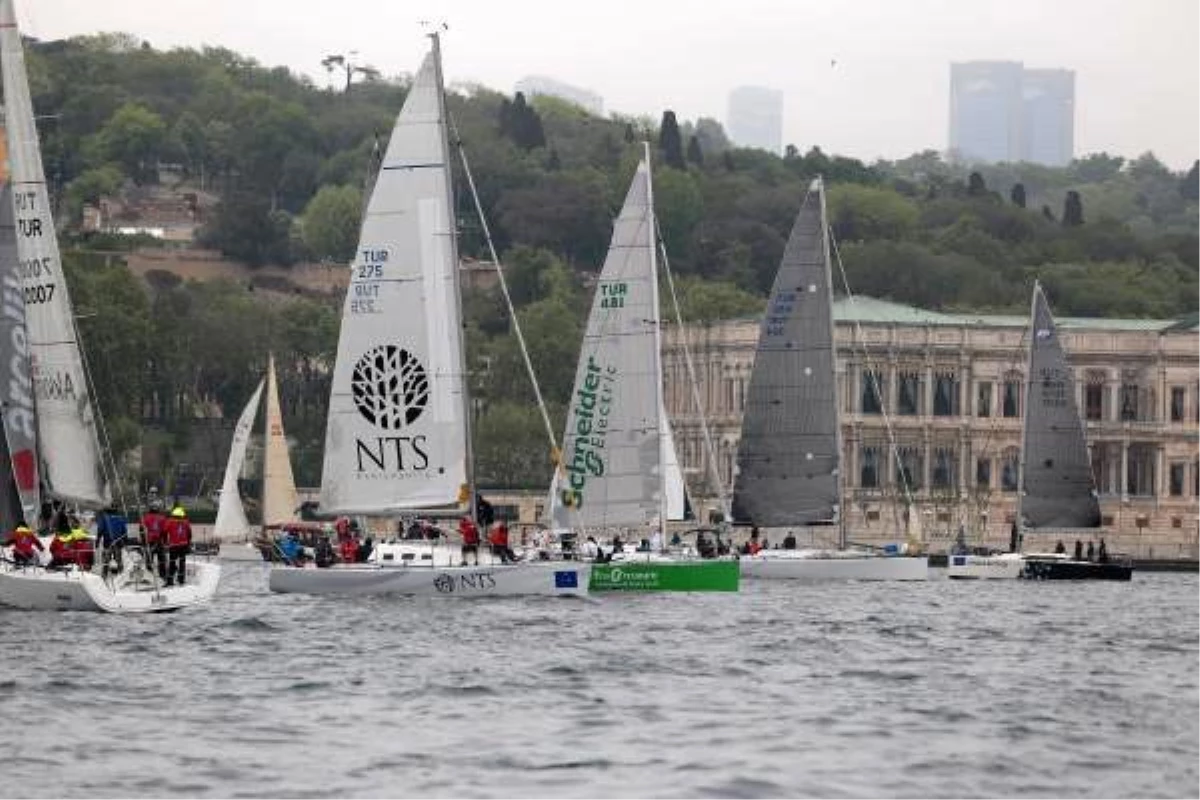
[739,550,928,581]
[268,561,591,597]
[945,552,1025,580]
[0,552,221,613]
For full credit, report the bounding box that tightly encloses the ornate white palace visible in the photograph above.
[663,297,1200,561]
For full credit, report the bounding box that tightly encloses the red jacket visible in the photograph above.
[10,528,43,557]
[49,534,70,563]
[141,511,167,544]
[488,523,509,548]
[458,518,480,545]
[163,518,192,548]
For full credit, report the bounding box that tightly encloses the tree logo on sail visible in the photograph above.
[351,345,429,429]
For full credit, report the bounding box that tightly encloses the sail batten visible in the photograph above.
[318,42,467,515]
[554,159,664,529]
[732,181,840,527]
[1019,283,1101,530]
[1,0,109,507]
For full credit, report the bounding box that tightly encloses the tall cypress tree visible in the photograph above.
[1010,182,1027,208]
[1062,190,1084,227]
[658,110,685,169]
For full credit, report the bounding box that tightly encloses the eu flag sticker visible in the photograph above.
[554,570,578,588]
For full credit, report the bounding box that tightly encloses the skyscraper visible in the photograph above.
[1021,69,1075,167]
[948,62,1075,166]
[727,86,783,155]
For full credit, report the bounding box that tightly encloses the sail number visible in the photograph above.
[22,283,56,305]
[351,248,388,314]
[18,257,53,278]
[600,282,627,309]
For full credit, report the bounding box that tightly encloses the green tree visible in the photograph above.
[686,135,704,167]
[1181,160,1199,201]
[1062,190,1084,227]
[64,165,124,223]
[301,184,362,262]
[98,102,167,183]
[1010,182,1027,208]
[827,184,919,242]
[659,110,686,169]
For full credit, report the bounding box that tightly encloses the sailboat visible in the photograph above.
[268,33,588,597]
[731,178,927,581]
[212,354,304,561]
[0,0,219,612]
[552,145,738,593]
[946,282,1133,580]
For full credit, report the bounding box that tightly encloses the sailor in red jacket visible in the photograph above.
[458,515,480,566]
[487,520,517,564]
[8,522,44,566]
[141,500,168,581]
[162,506,193,586]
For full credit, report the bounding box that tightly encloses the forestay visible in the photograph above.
[212,378,264,540]
[732,179,839,527]
[319,46,467,513]
[1,0,109,507]
[1019,283,1101,529]
[555,158,663,529]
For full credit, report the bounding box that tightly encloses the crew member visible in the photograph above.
[8,521,44,566]
[459,515,480,566]
[163,506,193,586]
[141,500,169,581]
[488,519,517,564]
[95,505,129,576]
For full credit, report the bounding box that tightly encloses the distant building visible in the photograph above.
[1021,69,1075,167]
[514,75,603,115]
[949,61,1075,166]
[726,86,783,154]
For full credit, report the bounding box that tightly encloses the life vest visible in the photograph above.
[164,518,191,548]
[459,518,479,545]
[488,523,509,547]
[142,511,166,544]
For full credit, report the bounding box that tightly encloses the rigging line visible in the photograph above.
[828,230,915,537]
[445,111,558,459]
[655,223,729,522]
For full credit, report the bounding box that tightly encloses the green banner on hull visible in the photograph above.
[589,560,739,592]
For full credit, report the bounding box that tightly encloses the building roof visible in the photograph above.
[830,296,1190,333]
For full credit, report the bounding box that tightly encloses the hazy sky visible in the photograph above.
[21,0,1200,168]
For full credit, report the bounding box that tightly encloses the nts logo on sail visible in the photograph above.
[350,344,432,473]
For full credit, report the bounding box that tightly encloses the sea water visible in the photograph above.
[1,566,1196,798]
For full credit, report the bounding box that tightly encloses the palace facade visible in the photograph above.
[662,297,1200,560]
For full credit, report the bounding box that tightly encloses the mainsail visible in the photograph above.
[732,179,840,527]
[212,378,264,540]
[319,38,468,514]
[1019,282,1101,529]
[555,156,664,529]
[261,355,298,526]
[1,0,109,507]
[0,181,38,523]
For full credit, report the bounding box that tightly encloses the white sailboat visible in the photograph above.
[731,178,926,581]
[212,354,304,560]
[268,33,588,597]
[0,0,219,612]
[551,146,737,592]
[946,282,1132,580]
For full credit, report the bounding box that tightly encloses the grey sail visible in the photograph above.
[732,179,840,526]
[1019,283,1101,529]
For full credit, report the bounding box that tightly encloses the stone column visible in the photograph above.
[924,362,934,417]
[1121,440,1129,500]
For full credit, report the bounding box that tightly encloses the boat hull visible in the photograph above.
[589,559,739,592]
[268,561,590,597]
[946,553,1025,580]
[0,556,221,613]
[1021,557,1133,581]
[739,551,928,581]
